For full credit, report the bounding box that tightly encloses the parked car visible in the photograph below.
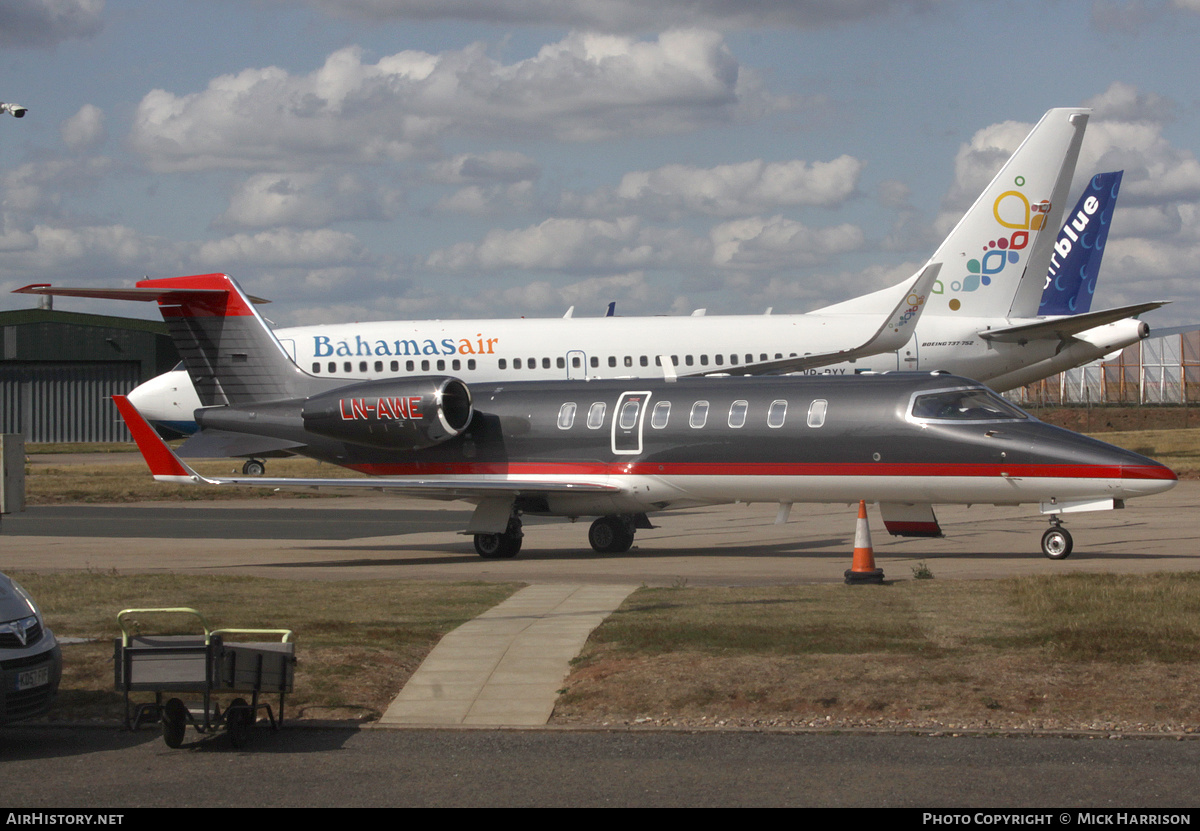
[0,572,61,723]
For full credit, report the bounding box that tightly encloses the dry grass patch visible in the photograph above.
[14,572,521,723]
[554,576,1200,732]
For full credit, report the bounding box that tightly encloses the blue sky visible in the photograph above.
[2,0,1200,328]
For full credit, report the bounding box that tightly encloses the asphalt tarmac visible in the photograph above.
[2,482,1198,808]
[1,483,1196,585]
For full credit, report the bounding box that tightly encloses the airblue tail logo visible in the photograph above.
[1039,171,1122,316]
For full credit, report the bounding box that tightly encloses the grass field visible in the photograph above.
[13,571,1200,733]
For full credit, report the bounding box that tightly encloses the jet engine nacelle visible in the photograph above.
[301,376,473,450]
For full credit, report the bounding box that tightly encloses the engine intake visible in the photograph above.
[302,376,473,450]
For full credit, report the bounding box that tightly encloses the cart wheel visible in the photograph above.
[162,698,188,748]
[228,698,253,748]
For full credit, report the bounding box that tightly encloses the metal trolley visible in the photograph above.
[113,608,295,748]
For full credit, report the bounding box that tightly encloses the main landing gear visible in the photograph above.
[588,515,637,554]
[1041,516,1073,560]
[241,458,266,476]
[473,516,524,559]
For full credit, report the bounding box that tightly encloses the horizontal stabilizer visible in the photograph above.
[979,301,1166,344]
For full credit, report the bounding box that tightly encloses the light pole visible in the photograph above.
[0,103,28,118]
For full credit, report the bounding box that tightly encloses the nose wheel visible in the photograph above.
[1041,518,1073,560]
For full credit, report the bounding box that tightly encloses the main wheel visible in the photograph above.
[588,516,635,554]
[227,698,253,748]
[1041,527,1073,559]
[474,532,520,559]
[242,459,266,476]
[162,697,188,748]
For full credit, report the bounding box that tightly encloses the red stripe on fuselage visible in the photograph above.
[347,461,1175,481]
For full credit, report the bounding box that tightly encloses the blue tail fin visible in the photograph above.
[1039,171,1122,316]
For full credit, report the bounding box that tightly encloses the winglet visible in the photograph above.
[113,396,212,484]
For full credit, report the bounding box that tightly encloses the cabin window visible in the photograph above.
[685,355,694,366]
[437,359,445,371]
[468,359,476,370]
[690,401,709,429]
[572,356,581,368]
[587,402,606,429]
[760,354,768,362]
[715,354,724,366]
[406,360,415,372]
[746,354,754,364]
[390,361,399,372]
[451,359,460,371]
[767,400,787,429]
[590,357,599,368]
[624,356,633,367]
[328,362,336,373]
[542,357,551,369]
[513,358,521,369]
[639,356,648,367]
[608,356,617,367]
[672,355,679,366]
[374,361,383,373]
[421,360,430,371]
[343,362,352,373]
[557,357,565,369]
[528,357,536,369]
[312,363,320,373]
[557,403,577,430]
[730,354,738,365]
[807,399,828,429]
[618,400,641,430]
[700,355,709,366]
[358,361,367,372]
[728,400,748,428]
[650,401,671,429]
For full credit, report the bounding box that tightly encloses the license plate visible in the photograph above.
[16,666,49,691]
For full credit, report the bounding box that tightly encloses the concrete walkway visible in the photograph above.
[379,583,637,727]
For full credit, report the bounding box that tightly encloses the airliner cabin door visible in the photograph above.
[566,350,587,380]
[612,391,651,455]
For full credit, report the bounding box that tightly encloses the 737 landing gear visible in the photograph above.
[588,515,636,554]
[474,516,523,559]
[1041,517,1073,560]
[242,459,266,476]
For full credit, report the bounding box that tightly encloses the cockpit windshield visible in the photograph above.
[910,388,1029,422]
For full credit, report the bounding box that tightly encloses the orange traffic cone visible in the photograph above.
[844,500,884,584]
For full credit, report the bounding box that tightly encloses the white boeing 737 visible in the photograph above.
[22,108,1162,466]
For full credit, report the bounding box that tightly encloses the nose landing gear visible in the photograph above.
[1041,517,1073,560]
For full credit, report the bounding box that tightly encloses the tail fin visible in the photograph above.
[927,108,1089,319]
[137,273,318,406]
[1038,171,1122,316]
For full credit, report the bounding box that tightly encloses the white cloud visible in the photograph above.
[0,0,102,48]
[287,0,925,33]
[60,104,106,152]
[196,228,369,267]
[217,172,403,228]
[130,31,786,172]
[426,216,702,272]
[569,156,863,218]
[710,215,864,268]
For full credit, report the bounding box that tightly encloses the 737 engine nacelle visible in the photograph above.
[302,376,473,450]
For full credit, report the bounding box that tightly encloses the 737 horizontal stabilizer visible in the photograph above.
[113,395,624,499]
[978,301,1167,344]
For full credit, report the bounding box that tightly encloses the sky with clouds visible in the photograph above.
[2,0,1200,328]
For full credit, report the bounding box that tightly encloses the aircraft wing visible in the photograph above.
[113,396,624,500]
[683,262,942,377]
[978,301,1167,344]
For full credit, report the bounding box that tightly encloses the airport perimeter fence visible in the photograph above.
[1009,330,1200,408]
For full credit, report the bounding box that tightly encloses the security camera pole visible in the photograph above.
[0,103,28,118]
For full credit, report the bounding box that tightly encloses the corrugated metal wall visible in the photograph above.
[0,362,140,442]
